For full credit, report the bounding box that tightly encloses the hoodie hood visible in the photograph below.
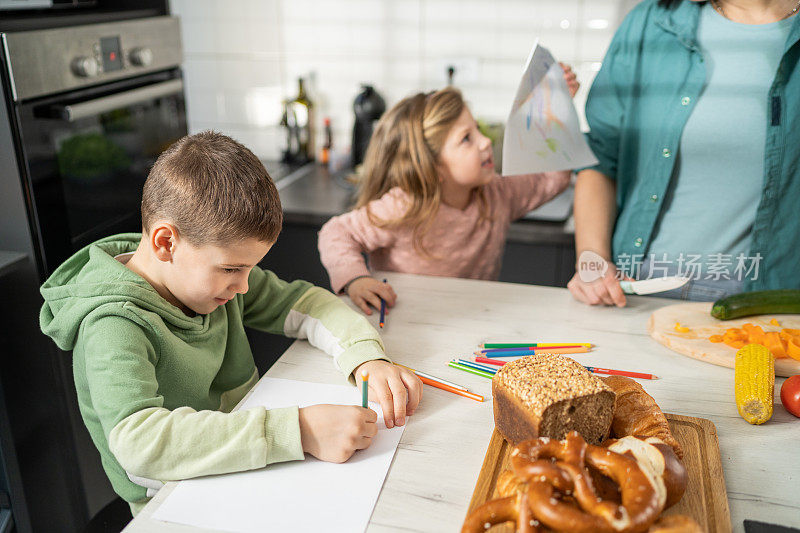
[40,233,206,351]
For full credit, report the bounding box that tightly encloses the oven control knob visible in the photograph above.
[129,47,153,67]
[71,56,99,78]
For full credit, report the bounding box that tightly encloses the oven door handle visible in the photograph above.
[53,79,184,122]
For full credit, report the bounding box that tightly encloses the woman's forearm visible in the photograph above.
[573,169,617,263]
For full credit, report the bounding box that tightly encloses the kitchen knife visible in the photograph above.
[619,276,690,295]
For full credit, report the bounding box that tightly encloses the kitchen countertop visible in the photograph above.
[124,273,798,533]
[267,162,575,246]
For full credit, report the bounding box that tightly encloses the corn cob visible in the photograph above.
[734,343,774,425]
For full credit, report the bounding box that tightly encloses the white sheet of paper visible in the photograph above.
[502,41,598,175]
[151,377,405,533]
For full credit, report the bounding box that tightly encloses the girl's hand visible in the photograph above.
[346,277,397,315]
[560,62,580,97]
[354,360,422,429]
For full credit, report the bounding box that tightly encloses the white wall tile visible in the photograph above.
[174,0,635,154]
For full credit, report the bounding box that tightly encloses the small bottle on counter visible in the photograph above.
[320,117,332,167]
[280,77,315,163]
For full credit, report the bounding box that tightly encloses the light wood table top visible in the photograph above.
[124,273,800,533]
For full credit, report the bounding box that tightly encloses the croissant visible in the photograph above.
[603,375,684,459]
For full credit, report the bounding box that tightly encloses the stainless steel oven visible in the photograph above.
[2,15,187,279]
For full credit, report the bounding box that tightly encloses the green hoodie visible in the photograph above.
[40,234,387,514]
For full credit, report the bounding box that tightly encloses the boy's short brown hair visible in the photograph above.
[141,131,282,245]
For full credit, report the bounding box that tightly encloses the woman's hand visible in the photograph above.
[346,277,397,315]
[567,262,628,307]
[560,62,580,97]
[353,360,422,429]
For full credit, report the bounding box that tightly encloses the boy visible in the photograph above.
[39,131,422,515]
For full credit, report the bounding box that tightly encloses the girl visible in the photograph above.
[319,67,579,314]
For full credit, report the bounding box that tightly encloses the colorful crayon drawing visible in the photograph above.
[502,41,598,175]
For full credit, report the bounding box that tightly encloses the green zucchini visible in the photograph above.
[711,289,800,320]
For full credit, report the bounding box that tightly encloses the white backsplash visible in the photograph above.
[170,0,638,161]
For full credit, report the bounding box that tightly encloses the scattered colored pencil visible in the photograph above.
[481,343,592,349]
[474,356,505,366]
[379,278,387,328]
[585,367,659,380]
[448,361,494,379]
[395,363,470,392]
[473,357,658,380]
[454,359,498,374]
[417,374,484,402]
[361,371,369,408]
[478,345,584,353]
[477,347,590,357]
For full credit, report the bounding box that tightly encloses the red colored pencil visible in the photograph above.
[586,367,658,380]
[474,357,658,380]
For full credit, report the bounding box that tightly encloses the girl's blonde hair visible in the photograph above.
[355,87,488,254]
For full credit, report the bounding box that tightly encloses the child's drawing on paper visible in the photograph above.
[502,42,598,175]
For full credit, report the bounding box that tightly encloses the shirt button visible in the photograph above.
[634,237,643,247]
[650,194,658,202]
[681,96,691,106]
[662,148,671,158]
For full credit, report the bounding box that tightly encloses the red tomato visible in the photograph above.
[780,375,800,418]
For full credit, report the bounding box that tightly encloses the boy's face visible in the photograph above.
[165,237,273,315]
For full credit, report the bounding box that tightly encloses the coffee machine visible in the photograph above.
[351,84,385,167]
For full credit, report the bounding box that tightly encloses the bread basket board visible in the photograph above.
[466,414,731,532]
[648,302,800,377]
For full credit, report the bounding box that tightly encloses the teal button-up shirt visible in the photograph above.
[584,0,800,290]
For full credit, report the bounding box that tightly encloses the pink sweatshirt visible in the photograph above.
[318,171,571,293]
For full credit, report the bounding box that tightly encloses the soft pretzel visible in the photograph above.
[461,489,542,533]
[604,436,687,509]
[462,432,665,533]
[603,376,684,459]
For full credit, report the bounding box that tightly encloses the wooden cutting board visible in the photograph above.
[648,302,800,377]
[466,414,731,532]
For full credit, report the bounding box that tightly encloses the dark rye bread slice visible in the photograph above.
[492,354,615,446]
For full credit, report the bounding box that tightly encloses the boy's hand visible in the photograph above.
[560,62,580,97]
[346,277,397,315]
[354,360,422,429]
[298,404,378,463]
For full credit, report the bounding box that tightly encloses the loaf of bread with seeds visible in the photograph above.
[491,354,615,446]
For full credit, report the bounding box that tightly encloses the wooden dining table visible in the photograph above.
[123,273,800,533]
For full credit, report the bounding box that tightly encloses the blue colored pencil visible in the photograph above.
[455,359,498,374]
[379,278,387,328]
[476,349,589,358]
[478,346,589,355]
[475,350,545,357]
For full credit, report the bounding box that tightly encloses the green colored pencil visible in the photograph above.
[448,361,494,379]
[361,371,369,408]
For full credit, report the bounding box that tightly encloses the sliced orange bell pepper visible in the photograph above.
[723,339,746,349]
[742,323,766,344]
[764,331,787,359]
[787,337,800,361]
[709,334,724,343]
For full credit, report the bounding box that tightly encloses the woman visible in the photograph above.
[568,0,800,306]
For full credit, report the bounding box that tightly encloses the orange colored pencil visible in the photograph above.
[417,375,484,402]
